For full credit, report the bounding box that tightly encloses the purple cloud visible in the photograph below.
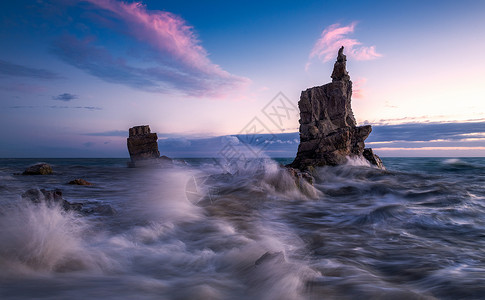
[0,59,61,79]
[51,0,250,97]
[307,22,381,69]
[53,93,78,101]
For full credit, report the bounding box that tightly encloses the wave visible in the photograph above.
[441,158,484,171]
[1,157,484,299]
[0,201,112,275]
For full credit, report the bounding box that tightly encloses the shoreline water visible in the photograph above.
[1,157,484,299]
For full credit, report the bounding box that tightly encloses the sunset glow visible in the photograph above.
[0,0,484,157]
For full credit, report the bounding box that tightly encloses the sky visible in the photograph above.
[0,0,484,158]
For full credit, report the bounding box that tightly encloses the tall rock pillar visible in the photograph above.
[127,125,160,165]
[289,46,384,170]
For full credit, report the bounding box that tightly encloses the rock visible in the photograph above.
[81,203,116,216]
[68,178,93,186]
[22,188,63,204]
[21,188,82,211]
[286,167,314,185]
[22,163,53,175]
[127,125,160,160]
[363,148,385,170]
[127,125,173,167]
[21,188,116,215]
[288,46,384,170]
[331,46,351,82]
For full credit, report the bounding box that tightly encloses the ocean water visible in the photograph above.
[0,157,484,299]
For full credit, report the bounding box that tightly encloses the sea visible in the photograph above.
[0,157,484,299]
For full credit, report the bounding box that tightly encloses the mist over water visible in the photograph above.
[0,157,484,299]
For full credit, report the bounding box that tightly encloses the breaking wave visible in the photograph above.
[0,157,484,299]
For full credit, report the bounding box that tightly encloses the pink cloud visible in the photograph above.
[308,22,382,66]
[65,0,250,97]
[373,147,485,151]
[352,77,367,99]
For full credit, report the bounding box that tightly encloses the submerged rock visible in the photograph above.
[81,203,117,216]
[288,46,384,170]
[22,188,82,211]
[21,188,115,215]
[127,125,173,167]
[68,178,93,186]
[22,163,53,175]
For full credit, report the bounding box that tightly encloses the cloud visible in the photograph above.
[156,122,485,157]
[0,59,62,79]
[84,130,127,137]
[307,22,381,67]
[8,105,37,109]
[157,132,300,158]
[84,130,185,137]
[367,121,485,143]
[352,77,367,99]
[374,146,485,151]
[221,136,240,145]
[48,105,102,111]
[8,105,102,111]
[48,105,70,109]
[52,0,249,97]
[159,137,192,148]
[75,106,102,111]
[52,93,78,101]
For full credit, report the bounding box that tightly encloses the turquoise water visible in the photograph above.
[0,157,484,299]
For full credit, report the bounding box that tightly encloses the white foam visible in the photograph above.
[345,156,372,167]
[0,201,111,275]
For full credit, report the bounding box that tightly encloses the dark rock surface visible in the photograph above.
[127,125,173,167]
[81,203,117,216]
[127,125,160,160]
[21,188,115,215]
[288,46,384,170]
[363,148,385,169]
[22,163,53,175]
[22,188,82,211]
[68,178,93,186]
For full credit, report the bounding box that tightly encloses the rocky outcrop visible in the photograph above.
[127,125,172,167]
[289,46,384,170]
[22,188,116,215]
[363,148,385,169]
[22,163,53,175]
[127,125,160,160]
[68,178,93,186]
[22,188,82,211]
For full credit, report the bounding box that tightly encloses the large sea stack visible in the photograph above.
[127,125,172,167]
[289,46,384,170]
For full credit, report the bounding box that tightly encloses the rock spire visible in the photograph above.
[127,125,172,167]
[127,125,160,162]
[288,46,384,170]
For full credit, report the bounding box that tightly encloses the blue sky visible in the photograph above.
[0,0,484,157]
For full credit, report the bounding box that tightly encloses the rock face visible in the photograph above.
[22,188,82,211]
[363,148,385,170]
[126,125,173,167]
[289,46,384,170]
[127,125,160,161]
[68,178,93,186]
[22,188,116,215]
[22,163,53,175]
